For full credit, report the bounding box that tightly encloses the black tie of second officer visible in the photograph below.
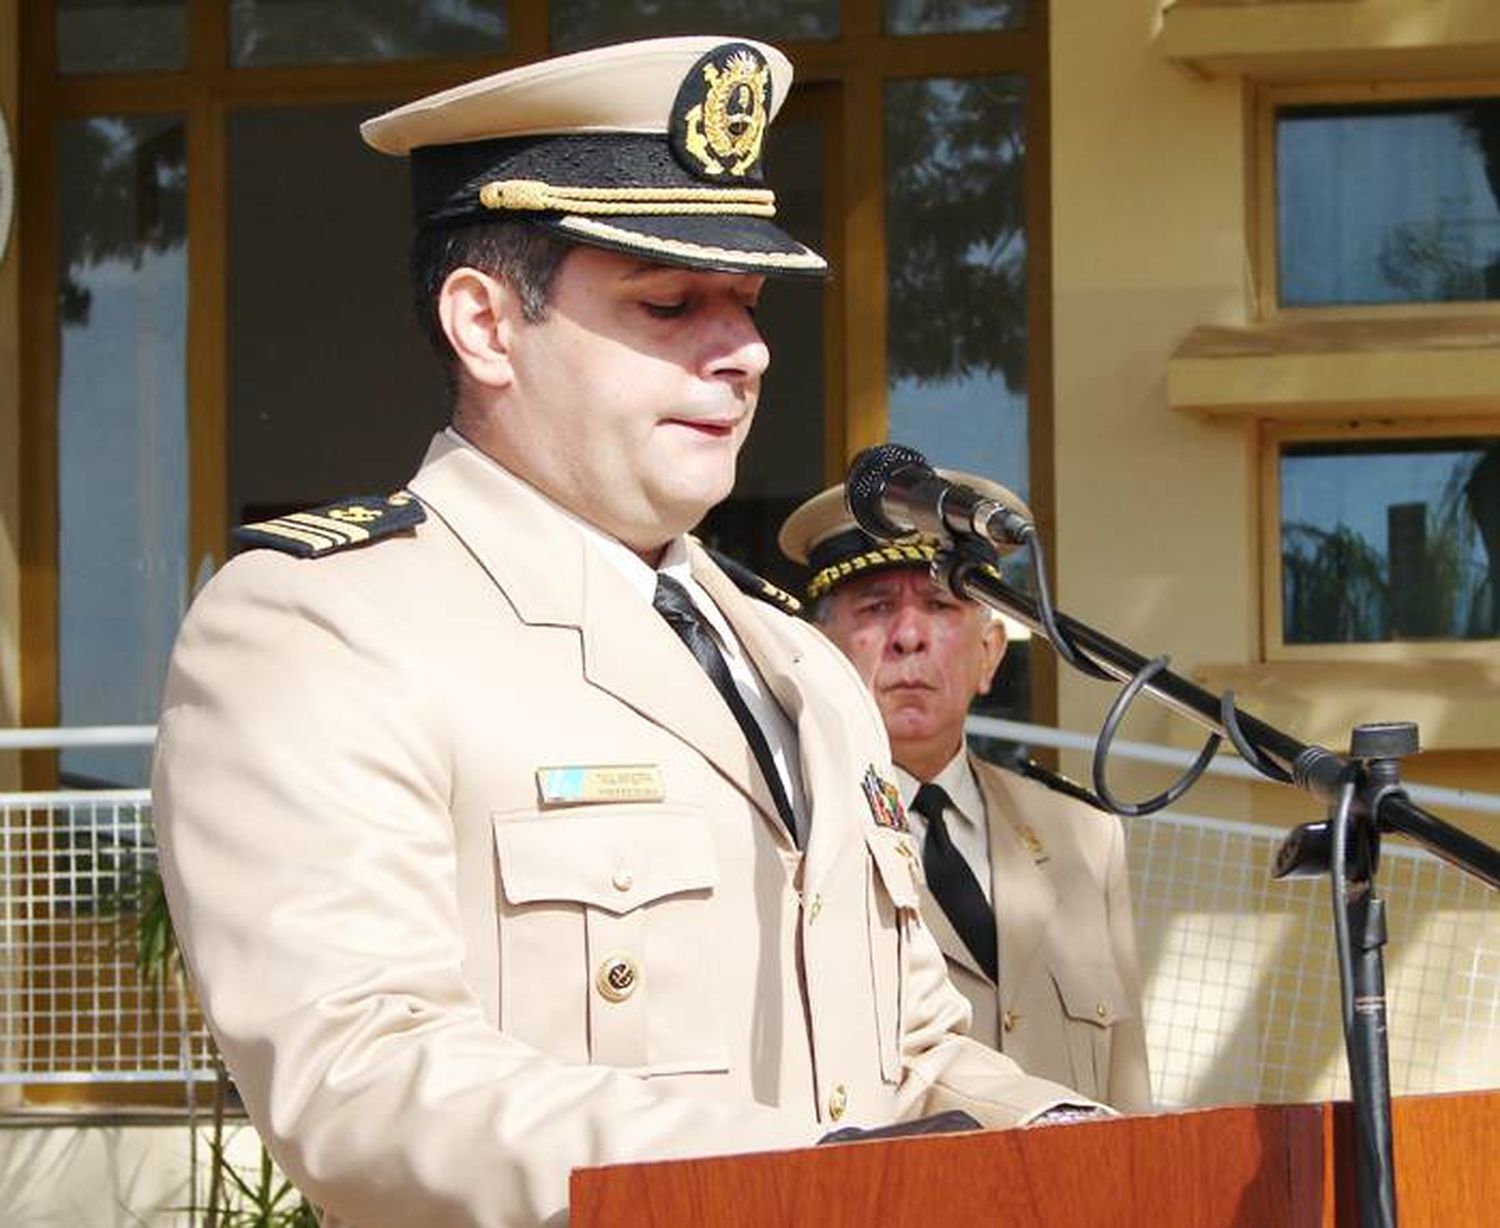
[652,574,798,843]
[911,782,998,983]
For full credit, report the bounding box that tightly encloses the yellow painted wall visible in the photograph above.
[1050,0,1500,1109]
[1049,0,1500,833]
[1051,0,1259,823]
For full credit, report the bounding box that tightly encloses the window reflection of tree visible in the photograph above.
[57,118,185,326]
[1462,443,1500,632]
[229,0,504,65]
[1282,440,1500,644]
[1375,102,1500,302]
[1459,105,1500,298]
[886,76,1026,392]
[550,0,833,50]
[885,0,1024,35]
[1283,522,1387,644]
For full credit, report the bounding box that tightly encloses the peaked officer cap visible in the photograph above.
[362,36,826,277]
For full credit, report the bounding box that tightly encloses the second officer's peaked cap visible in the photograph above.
[779,472,1033,602]
[361,36,826,277]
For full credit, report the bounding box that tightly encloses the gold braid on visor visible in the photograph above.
[479,178,777,216]
[806,543,940,601]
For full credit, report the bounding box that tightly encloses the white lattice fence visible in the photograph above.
[1128,810,1500,1109]
[0,791,214,1084]
[2,785,1498,1105]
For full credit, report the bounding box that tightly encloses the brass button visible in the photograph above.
[611,869,634,892]
[827,1083,848,1121]
[1095,1000,1110,1021]
[807,894,822,922]
[595,955,639,1003]
[1002,1009,1019,1033]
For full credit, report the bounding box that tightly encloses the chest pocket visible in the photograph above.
[493,806,728,1075]
[1050,958,1133,1100]
[864,826,922,1083]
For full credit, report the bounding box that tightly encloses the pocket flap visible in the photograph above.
[494,807,718,914]
[864,826,922,910]
[1051,959,1134,1028]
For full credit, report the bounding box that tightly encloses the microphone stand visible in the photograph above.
[936,550,1500,1228]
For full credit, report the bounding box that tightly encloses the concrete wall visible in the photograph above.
[1,1118,265,1227]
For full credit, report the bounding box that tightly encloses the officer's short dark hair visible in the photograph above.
[410,220,573,389]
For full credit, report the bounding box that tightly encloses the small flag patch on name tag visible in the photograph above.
[536,765,666,806]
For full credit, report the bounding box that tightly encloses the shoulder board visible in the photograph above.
[1014,758,1109,812]
[706,548,802,616]
[233,492,425,558]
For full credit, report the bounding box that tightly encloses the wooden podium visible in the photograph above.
[571,1090,1500,1226]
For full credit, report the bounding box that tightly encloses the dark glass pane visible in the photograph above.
[1277,99,1500,307]
[550,0,836,52]
[58,0,187,74]
[230,0,507,68]
[56,115,189,786]
[884,77,1028,523]
[227,103,443,529]
[1280,437,1500,643]
[884,75,1031,727]
[696,112,826,595]
[885,0,1024,35]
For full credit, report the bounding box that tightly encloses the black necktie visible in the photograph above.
[653,574,798,843]
[911,782,997,982]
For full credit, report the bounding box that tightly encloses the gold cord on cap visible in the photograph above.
[479,178,777,216]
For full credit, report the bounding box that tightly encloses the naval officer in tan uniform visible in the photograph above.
[781,479,1153,1113]
[150,37,1097,1228]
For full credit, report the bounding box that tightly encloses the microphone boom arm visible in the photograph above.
[940,551,1500,890]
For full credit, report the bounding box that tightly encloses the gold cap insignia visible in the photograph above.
[671,43,771,180]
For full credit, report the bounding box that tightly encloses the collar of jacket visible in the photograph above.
[407,432,866,874]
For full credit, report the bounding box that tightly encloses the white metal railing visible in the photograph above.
[2,724,1498,1105]
[9,719,1500,814]
[967,715,1500,816]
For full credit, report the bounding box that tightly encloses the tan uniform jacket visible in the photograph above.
[917,755,1153,1113]
[151,434,1090,1228]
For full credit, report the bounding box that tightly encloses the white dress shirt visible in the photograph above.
[895,748,994,903]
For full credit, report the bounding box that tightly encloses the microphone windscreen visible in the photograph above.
[845,443,930,540]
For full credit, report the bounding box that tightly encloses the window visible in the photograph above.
[1263,420,1500,660]
[23,2,1055,780]
[884,72,1034,730]
[55,114,188,789]
[1242,84,1500,664]
[1275,95,1500,310]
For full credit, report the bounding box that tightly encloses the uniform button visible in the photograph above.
[807,894,822,921]
[611,869,634,892]
[1095,1000,1110,1021]
[827,1083,848,1121]
[1002,1010,1019,1033]
[595,956,640,1003]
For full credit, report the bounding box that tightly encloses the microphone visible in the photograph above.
[845,443,1033,550]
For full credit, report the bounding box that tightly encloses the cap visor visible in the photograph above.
[548,212,827,277]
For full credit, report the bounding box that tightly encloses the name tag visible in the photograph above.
[536,765,666,806]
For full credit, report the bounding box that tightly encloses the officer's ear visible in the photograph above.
[975,611,1007,696]
[438,266,520,391]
